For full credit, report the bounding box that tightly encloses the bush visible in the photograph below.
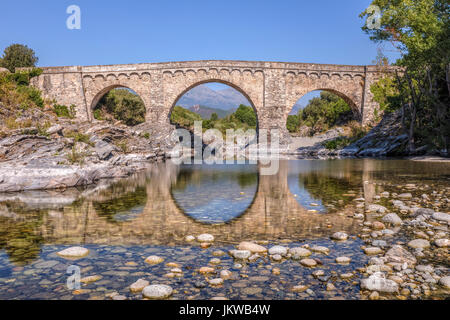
[286,115,300,133]
[94,88,146,126]
[235,104,257,127]
[53,104,76,118]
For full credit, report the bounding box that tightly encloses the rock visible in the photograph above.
[199,267,215,274]
[439,276,450,289]
[209,278,224,286]
[197,234,214,242]
[56,246,89,259]
[230,250,251,260]
[289,247,312,259]
[237,241,267,253]
[292,285,309,292]
[432,212,450,223]
[361,272,399,293]
[271,254,282,261]
[408,239,430,249]
[364,247,383,255]
[412,208,434,217]
[331,232,348,241]
[434,239,449,247]
[310,246,330,254]
[300,259,317,267]
[369,291,379,300]
[398,193,412,199]
[142,285,173,299]
[80,275,102,284]
[372,221,385,230]
[385,245,417,267]
[209,258,221,265]
[326,283,336,291]
[112,295,127,300]
[130,279,149,293]
[312,270,325,277]
[95,140,116,160]
[367,204,387,213]
[415,265,434,273]
[372,240,387,247]
[336,256,351,264]
[220,270,232,280]
[47,124,63,135]
[145,255,164,265]
[268,245,288,256]
[185,235,195,242]
[382,213,403,226]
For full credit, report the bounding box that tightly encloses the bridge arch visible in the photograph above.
[168,79,260,135]
[286,88,362,122]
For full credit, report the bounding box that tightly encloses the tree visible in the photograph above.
[210,112,218,121]
[360,0,450,154]
[0,44,38,72]
[235,104,257,127]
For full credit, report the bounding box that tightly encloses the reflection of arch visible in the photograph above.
[168,80,260,134]
[169,164,260,225]
[287,88,362,121]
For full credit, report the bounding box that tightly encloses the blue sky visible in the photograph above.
[0,0,400,67]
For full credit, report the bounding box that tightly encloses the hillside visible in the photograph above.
[188,105,235,119]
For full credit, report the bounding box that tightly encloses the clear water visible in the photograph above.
[0,159,448,300]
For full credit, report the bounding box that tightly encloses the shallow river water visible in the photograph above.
[0,159,448,300]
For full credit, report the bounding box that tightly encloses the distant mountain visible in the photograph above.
[289,102,307,115]
[188,105,235,119]
[177,84,251,110]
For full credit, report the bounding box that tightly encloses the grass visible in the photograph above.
[323,122,368,150]
[64,131,93,146]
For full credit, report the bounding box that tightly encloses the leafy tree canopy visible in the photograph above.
[0,44,39,73]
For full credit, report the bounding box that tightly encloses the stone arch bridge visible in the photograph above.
[31,60,393,141]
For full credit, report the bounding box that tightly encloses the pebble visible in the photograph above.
[80,275,102,284]
[300,259,317,267]
[220,270,232,280]
[432,212,450,223]
[56,247,89,259]
[209,278,224,286]
[310,246,330,254]
[408,239,430,249]
[361,273,399,293]
[268,245,288,256]
[185,235,195,242]
[434,239,449,247]
[197,234,215,242]
[142,285,173,299]
[129,279,149,293]
[292,285,308,292]
[398,193,412,199]
[289,247,312,259]
[331,232,348,241]
[230,250,251,260]
[439,276,450,289]
[382,213,403,226]
[199,267,215,274]
[364,247,383,255]
[145,255,164,265]
[336,257,351,264]
[209,258,221,265]
[238,241,267,253]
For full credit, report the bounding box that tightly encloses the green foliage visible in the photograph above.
[323,122,368,150]
[234,104,257,127]
[361,0,450,152]
[64,131,92,145]
[210,112,218,121]
[286,115,300,133]
[66,145,86,165]
[0,44,38,72]
[93,109,103,120]
[289,91,353,134]
[170,104,257,136]
[53,104,76,118]
[170,105,202,128]
[94,88,146,126]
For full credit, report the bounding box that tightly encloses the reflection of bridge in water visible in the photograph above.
[39,161,364,245]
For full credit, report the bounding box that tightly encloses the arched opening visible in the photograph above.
[92,86,146,126]
[169,81,258,139]
[286,90,364,150]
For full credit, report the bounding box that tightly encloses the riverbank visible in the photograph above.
[0,120,172,192]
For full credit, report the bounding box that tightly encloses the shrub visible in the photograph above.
[53,104,76,118]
